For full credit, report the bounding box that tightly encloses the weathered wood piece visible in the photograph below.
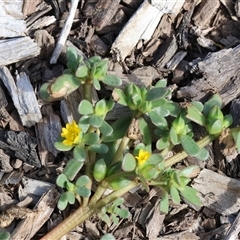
[111,0,185,61]
[0,128,41,168]
[26,16,56,33]
[223,211,240,240]
[18,177,54,203]
[177,44,240,106]
[11,187,60,240]
[192,0,221,29]
[0,0,26,37]
[0,67,42,127]
[0,85,11,127]
[50,0,80,64]
[192,169,240,215]
[0,37,40,66]
[22,0,42,17]
[35,106,61,167]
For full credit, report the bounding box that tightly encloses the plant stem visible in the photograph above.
[83,83,92,102]
[111,135,131,165]
[164,134,216,168]
[41,179,139,240]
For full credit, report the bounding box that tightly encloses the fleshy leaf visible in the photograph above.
[170,186,181,204]
[169,127,178,145]
[66,191,75,204]
[57,193,69,210]
[100,234,115,240]
[88,143,109,154]
[180,135,200,157]
[76,186,91,198]
[82,132,99,145]
[73,145,86,161]
[56,174,69,188]
[159,190,169,213]
[141,165,157,180]
[63,159,84,181]
[75,65,88,78]
[149,111,168,130]
[155,79,167,87]
[93,78,101,90]
[54,141,73,151]
[76,175,90,186]
[89,114,103,127]
[95,99,107,116]
[78,100,94,115]
[186,104,206,126]
[115,208,130,218]
[156,137,170,150]
[93,159,107,182]
[102,75,122,86]
[139,117,152,151]
[103,116,132,142]
[78,115,90,133]
[194,147,209,161]
[0,231,10,240]
[109,178,132,190]
[145,87,168,101]
[122,153,136,172]
[112,88,128,106]
[203,93,222,116]
[180,186,201,206]
[99,120,113,136]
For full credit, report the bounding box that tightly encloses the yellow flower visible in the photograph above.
[135,149,151,167]
[61,121,81,146]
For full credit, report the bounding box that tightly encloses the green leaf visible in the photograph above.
[100,234,115,240]
[141,165,158,180]
[63,159,84,181]
[206,119,223,135]
[186,104,206,126]
[232,130,240,152]
[66,191,75,204]
[122,153,136,172]
[102,75,122,87]
[88,143,109,154]
[115,208,130,218]
[155,79,167,87]
[180,135,200,157]
[66,47,78,63]
[149,111,168,130]
[75,65,89,78]
[109,178,132,190]
[180,186,201,206]
[76,186,91,198]
[139,117,152,151]
[112,198,124,206]
[78,115,90,133]
[145,87,168,101]
[56,174,69,188]
[93,78,101,90]
[169,127,178,145]
[192,101,204,112]
[54,141,73,151]
[179,165,200,178]
[156,137,170,150]
[103,116,132,142]
[95,99,107,116]
[112,88,128,106]
[163,102,181,117]
[89,114,103,127]
[73,145,86,161]
[170,186,180,204]
[78,100,93,115]
[99,213,111,227]
[194,147,209,161]
[49,74,80,98]
[159,190,169,213]
[0,231,10,240]
[99,120,113,136]
[76,175,90,186]
[93,159,107,182]
[88,56,101,66]
[82,132,99,145]
[223,114,233,128]
[147,153,164,165]
[203,93,222,116]
[57,193,69,210]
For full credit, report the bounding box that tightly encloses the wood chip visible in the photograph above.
[0,67,42,127]
[0,0,26,37]
[192,168,240,215]
[0,37,40,66]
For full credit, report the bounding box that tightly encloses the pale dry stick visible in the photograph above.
[50,0,80,64]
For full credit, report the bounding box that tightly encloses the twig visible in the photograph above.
[50,0,79,64]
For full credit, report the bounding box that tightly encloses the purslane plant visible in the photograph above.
[37,47,240,240]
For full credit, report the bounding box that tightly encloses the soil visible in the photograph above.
[1,0,240,239]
